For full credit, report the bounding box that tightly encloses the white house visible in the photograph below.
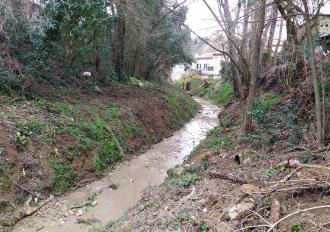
[192,52,225,77]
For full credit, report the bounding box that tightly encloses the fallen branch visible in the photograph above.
[264,167,302,194]
[208,172,250,184]
[267,205,330,232]
[298,164,330,171]
[285,145,330,154]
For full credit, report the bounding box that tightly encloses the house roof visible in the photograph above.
[196,53,214,59]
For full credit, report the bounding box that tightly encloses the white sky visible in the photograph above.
[185,0,330,38]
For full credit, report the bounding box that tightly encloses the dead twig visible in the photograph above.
[0,167,45,200]
[236,224,270,231]
[264,167,302,194]
[0,195,54,227]
[298,164,330,171]
[309,219,330,232]
[285,145,330,154]
[267,205,330,232]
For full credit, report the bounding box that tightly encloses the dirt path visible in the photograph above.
[13,98,219,232]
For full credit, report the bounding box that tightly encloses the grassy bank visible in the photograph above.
[189,77,234,107]
[0,82,198,221]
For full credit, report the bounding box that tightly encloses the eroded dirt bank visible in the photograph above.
[12,98,219,232]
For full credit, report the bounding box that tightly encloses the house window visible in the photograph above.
[203,64,207,70]
[197,64,201,70]
[208,66,214,71]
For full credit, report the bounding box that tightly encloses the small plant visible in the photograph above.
[51,160,75,193]
[123,122,142,137]
[259,167,276,177]
[291,223,304,232]
[107,104,123,119]
[34,98,47,107]
[55,102,75,114]
[94,138,122,172]
[208,136,232,149]
[16,120,57,145]
[201,224,208,232]
[15,131,28,151]
[207,127,222,137]
[168,173,198,188]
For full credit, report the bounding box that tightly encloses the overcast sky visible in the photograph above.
[185,0,330,38]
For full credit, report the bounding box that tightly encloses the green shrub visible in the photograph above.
[0,62,21,95]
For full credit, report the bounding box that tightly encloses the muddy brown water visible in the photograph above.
[14,98,219,232]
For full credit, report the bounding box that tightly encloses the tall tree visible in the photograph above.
[300,0,323,144]
[113,0,127,82]
[242,0,266,134]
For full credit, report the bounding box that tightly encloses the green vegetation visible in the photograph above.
[168,173,198,188]
[190,78,233,107]
[50,160,75,193]
[291,224,304,232]
[2,82,198,196]
[162,212,192,229]
[166,158,210,189]
[165,86,199,126]
[208,83,234,106]
[208,136,233,149]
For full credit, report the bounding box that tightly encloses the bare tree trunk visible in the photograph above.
[273,19,283,66]
[259,11,271,67]
[241,0,250,55]
[242,0,266,135]
[302,0,323,145]
[113,0,127,82]
[214,0,244,99]
[266,3,278,65]
[275,0,299,88]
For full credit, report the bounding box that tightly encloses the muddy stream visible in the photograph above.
[14,98,219,232]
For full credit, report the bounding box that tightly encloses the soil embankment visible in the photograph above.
[13,98,219,232]
[0,83,199,229]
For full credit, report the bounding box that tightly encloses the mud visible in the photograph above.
[13,98,219,232]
